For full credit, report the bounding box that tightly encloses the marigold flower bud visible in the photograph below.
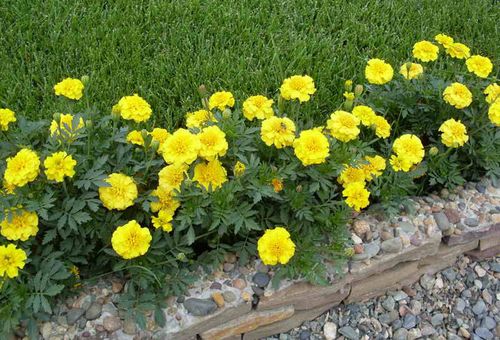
[52,112,61,122]
[198,84,208,97]
[80,75,90,85]
[429,146,439,156]
[150,140,160,152]
[354,85,364,96]
[344,80,353,91]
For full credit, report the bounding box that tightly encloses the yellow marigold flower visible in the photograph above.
[126,130,145,146]
[365,59,394,85]
[392,134,425,166]
[399,63,424,80]
[0,244,27,278]
[362,155,386,181]
[434,34,454,48]
[484,84,500,104]
[372,115,391,139]
[111,220,152,260]
[466,55,493,78]
[488,100,500,126]
[198,126,228,160]
[326,110,360,142]
[243,95,274,121]
[185,109,216,129]
[345,80,353,90]
[209,91,235,111]
[292,129,330,166]
[352,105,377,126]
[342,182,370,212]
[158,163,187,192]
[390,154,414,172]
[0,109,16,131]
[50,113,84,138]
[438,118,469,148]
[412,41,439,62]
[260,116,296,148]
[114,94,152,123]
[343,92,355,101]
[150,186,180,216]
[151,210,173,232]
[193,159,227,191]
[160,128,201,165]
[257,227,295,265]
[99,173,138,210]
[280,75,316,102]
[3,149,40,188]
[445,42,470,59]
[44,151,77,182]
[149,128,170,146]
[443,82,473,109]
[233,161,246,177]
[1,209,38,241]
[271,178,283,193]
[338,166,366,187]
[53,78,84,100]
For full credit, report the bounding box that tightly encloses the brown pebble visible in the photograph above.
[232,278,247,290]
[381,231,393,241]
[224,252,237,263]
[112,281,123,294]
[103,316,122,333]
[212,292,225,308]
[402,285,416,297]
[354,244,364,254]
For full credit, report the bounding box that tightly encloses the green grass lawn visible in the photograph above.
[0,0,498,127]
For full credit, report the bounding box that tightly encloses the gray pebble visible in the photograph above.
[403,314,417,329]
[381,238,403,253]
[84,302,102,321]
[465,217,479,227]
[393,328,408,340]
[472,299,486,316]
[382,296,395,311]
[183,298,217,316]
[433,212,451,231]
[431,313,444,326]
[338,326,358,340]
[481,316,496,330]
[66,308,85,325]
[252,272,270,288]
[474,327,493,339]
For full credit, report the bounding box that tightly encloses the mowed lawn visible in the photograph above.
[0,0,498,127]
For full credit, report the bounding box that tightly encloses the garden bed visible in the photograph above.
[35,179,499,340]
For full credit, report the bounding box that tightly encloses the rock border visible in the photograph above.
[35,181,500,339]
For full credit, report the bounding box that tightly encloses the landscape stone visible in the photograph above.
[201,306,294,339]
[323,322,337,340]
[393,328,408,340]
[431,313,444,326]
[103,316,122,332]
[398,221,416,235]
[481,316,496,330]
[381,296,395,311]
[183,298,218,316]
[66,308,85,325]
[85,302,102,320]
[338,326,358,340]
[252,272,270,288]
[433,212,451,231]
[472,299,486,316]
[381,238,402,253]
[474,327,493,340]
[222,291,237,303]
[403,314,417,329]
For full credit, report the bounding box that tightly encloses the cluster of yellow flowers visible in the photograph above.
[485,83,500,126]
[389,134,425,172]
[337,155,386,211]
